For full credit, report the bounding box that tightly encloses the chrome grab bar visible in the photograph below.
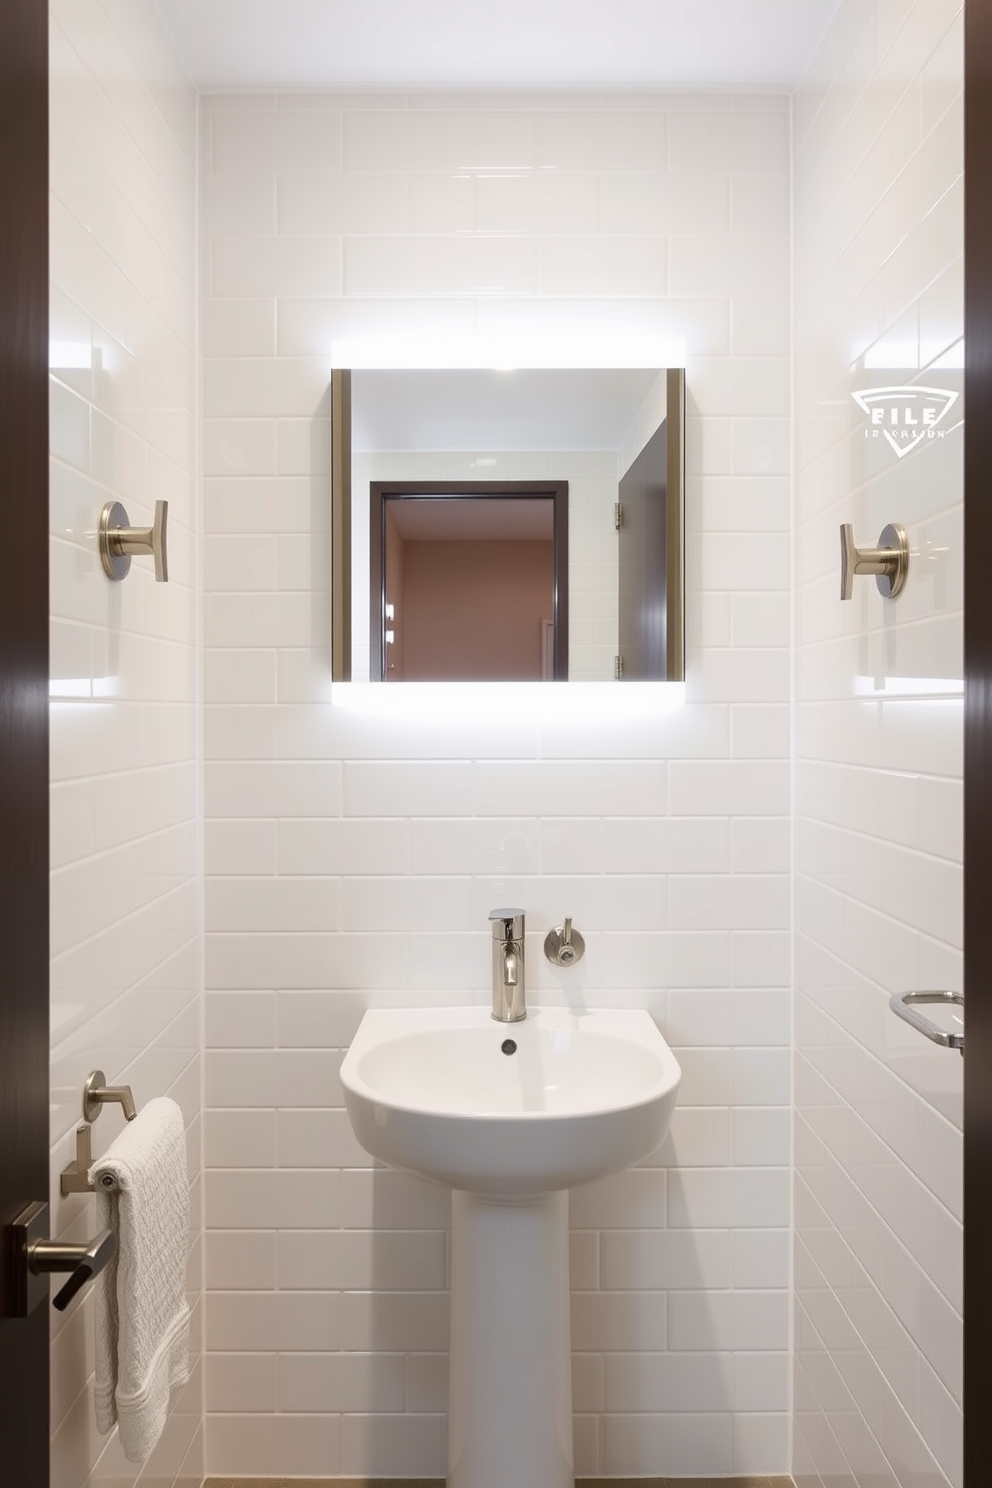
[889,990,964,1055]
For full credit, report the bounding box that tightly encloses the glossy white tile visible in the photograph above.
[49,6,200,1486]
[794,3,963,1485]
[199,84,794,1480]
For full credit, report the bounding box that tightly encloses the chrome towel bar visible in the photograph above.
[60,1068,138,1195]
[890,990,964,1055]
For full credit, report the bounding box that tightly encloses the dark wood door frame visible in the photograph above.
[0,0,50,1481]
[965,4,992,1482]
[368,480,569,680]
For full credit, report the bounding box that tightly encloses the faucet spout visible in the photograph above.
[488,908,526,1022]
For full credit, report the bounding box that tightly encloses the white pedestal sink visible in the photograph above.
[340,1006,681,1488]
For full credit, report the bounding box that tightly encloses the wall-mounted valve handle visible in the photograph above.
[544,916,586,967]
[100,499,169,582]
[839,522,908,600]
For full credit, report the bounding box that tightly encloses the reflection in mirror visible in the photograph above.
[331,367,684,684]
[371,482,568,681]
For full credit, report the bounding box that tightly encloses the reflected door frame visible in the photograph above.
[368,480,569,681]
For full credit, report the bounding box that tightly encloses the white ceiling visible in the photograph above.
[152,0,841,92]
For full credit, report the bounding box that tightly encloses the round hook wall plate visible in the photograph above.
[876,522,909,598]
[99,501,131,581]
[82,1069,107,1123]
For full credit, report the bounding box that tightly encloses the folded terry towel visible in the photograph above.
[91,1096,191,1464]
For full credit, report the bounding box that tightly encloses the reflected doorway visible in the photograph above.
[369,481,569,681]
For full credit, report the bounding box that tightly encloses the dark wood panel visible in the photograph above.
[0,0,50,1480]
[965,2,992,1482]
[618,419,668,679]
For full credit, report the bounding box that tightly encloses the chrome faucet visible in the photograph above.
[489,908,526,1022]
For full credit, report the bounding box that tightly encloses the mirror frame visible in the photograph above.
[330,370,352,680]
[331,366,685,684]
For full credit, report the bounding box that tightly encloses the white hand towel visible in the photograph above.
[90,1096,191,1465]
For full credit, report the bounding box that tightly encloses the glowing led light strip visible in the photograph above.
[854,676,963,698]
[330,336,686,370]
[329,335,687,718]
[331,680,685,722]
[49,677,119,700]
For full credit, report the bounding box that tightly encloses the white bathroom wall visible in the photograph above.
[620,368,669,477]
[201,90,794,1478]
[48,1,202,1484]
[792,5,963,1487]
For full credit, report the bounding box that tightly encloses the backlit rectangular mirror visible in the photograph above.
[331,367,684,684]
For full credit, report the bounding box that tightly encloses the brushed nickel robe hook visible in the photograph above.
[839,522,909,600]
[100,499,169,582]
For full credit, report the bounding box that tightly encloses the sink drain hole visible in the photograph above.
[500,1039,517,1055]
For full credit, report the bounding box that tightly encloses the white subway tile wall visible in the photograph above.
[201,91,792,1478]
[793,5,963,1488]
[48,1,201,1485]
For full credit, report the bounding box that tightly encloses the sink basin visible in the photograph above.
[340,1004,681,1196]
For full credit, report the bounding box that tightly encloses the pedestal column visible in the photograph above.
[447,1187,573,1488]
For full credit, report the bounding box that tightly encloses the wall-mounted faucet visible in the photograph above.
[489,908,525,1022]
